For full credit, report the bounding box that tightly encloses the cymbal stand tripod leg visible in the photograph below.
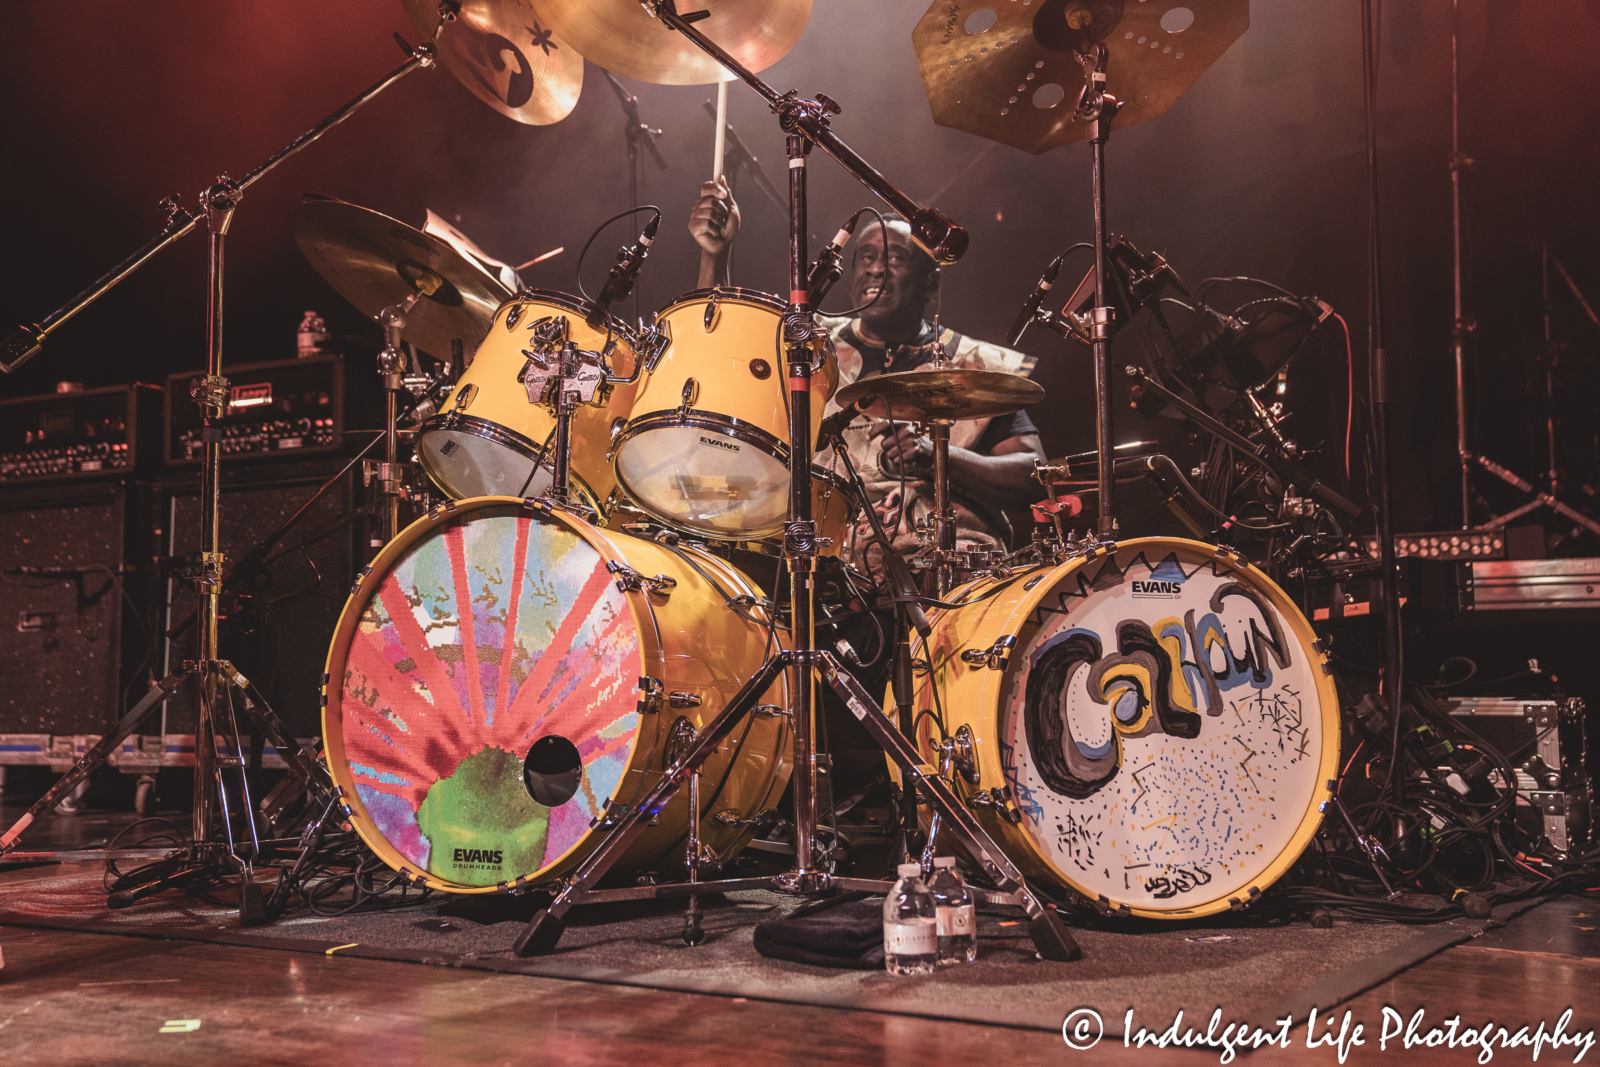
[513,2,1079,963]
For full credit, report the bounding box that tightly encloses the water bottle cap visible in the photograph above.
[896,862,921,878]
[933,856,957,867]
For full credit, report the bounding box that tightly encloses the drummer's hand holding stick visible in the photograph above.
[872,421,935,480]
[689,176,740,288]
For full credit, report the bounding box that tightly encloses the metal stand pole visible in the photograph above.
[192,178,241,844]
[928,420,956,596]
[1450,0,1473,529]
[1360,0,1406,803]
[776,130,824,890]
[1075,46,1121,542]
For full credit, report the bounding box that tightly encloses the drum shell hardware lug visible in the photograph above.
[607,561,676,598]
[960,635,1016,670]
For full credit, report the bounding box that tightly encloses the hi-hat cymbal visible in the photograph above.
[533,0,812,85]
[403,0,584,125]
[836,368,1045,423]
[912,0,1247,154]
[293,196,512,358]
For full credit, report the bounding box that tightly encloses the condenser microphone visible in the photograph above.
[585,211,661,328]
[1004,251,1066,346]
[805,211,863,306]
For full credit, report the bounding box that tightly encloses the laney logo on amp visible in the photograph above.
[699,436,740,453]
[1131,579,1184,599]
[452,848,504,867]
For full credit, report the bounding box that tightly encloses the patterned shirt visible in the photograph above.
[815,316,1035,577]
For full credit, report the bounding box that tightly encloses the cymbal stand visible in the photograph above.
[1072,45,1122,542]
[822,431,932,864]
[374,294,421,545]
[0,12,455,920]
[1468,243,1600,537]
[511,0,1077,963]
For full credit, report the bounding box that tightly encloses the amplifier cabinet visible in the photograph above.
[162,459,358,739]
[0,478,160,734]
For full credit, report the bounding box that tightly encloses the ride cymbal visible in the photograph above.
[912,0,1247,153]
[293,196,511,358]
[532,0,812,85]
[403,0,584,125]
[836,368,1045,423]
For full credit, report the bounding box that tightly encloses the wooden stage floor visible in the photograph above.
[2,810,1597,1065]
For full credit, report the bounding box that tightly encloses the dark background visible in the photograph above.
[4,0,1598,541]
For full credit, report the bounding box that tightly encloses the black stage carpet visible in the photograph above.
[0,866,1548,1034]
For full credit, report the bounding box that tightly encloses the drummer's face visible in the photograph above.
[852,221,936,341]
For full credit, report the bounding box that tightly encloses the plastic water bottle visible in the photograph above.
[929,856,977,964]
[883,862,938,975]
[297,310,328,359]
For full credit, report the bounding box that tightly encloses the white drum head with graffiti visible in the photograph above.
[995,543,1334,914]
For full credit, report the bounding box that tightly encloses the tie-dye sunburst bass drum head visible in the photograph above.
[322,496,792,892]
[898,538,1339,919]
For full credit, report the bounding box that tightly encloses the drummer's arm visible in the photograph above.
[689,178,740,288]
[947,433,1045,509]
[878,425,1044,508]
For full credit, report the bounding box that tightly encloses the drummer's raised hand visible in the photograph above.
[690,177,740,287]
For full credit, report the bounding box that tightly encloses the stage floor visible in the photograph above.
[2,806,1597,1065]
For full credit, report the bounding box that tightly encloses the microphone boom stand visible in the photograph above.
[0,17,454,921]
[511,0,1077,963]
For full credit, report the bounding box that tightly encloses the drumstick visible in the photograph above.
[711,80,728,185]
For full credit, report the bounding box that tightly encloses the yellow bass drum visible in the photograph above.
[321,495,792,892]
[895,537,1339,919]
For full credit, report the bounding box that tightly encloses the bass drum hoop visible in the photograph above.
[320,495,781,893]
[917,536,1340,920]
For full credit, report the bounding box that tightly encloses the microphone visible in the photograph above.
[1004,251,1067,346]
[585,211,660,328]
[806,211,863,306]
[815,400,862,445]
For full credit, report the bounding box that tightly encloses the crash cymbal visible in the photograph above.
[533,0,812,85]
[293,196,511,358]
[912,0,1247,154]
[836,368,1045,423]
[403,0,583,125]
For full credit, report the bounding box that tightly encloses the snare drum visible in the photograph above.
[894,537,1339,919]
[415,291,638,511]
[612,288,838,541]
[321,495,793,892]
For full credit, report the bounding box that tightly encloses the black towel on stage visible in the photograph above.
[752,891,886,970]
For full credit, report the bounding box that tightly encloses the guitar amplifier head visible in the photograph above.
[164,356,344,464]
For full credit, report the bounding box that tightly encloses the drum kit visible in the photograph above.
[2,0,1342,951]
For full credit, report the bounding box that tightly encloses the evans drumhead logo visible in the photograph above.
[452,847,504,868]
[1131,578,1185,599]
[699,435,740,453]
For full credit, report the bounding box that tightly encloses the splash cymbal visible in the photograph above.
[293,196,512,358]
[912,0,1247,154]
[403,0,584,125]
[836,368,1045,423]
[532,0,812,85]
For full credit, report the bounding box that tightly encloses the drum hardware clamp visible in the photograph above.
[607,561,678,597]
[937,725,981,788]
[960,635,1017,671]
